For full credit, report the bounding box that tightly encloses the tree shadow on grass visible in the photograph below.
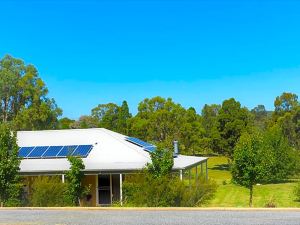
[210,164,230,171]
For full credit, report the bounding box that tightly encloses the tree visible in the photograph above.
[91,103,119,129]
[276,107,300,150]
[217,98,253,158]
[66,156,86,206]
[233,125,300,207]
[231,131,270,207]
[271,93,300,150]
[116,101,132,135]
[251,105,269,130]
[0,55,62,130]
[90,101,132,134]
[0,124,21,206]
[180,107,204,155]
[70,115,98,129]
[130,97,189,150]
[200,104,221,154]
[58,117,75,129]
[146,148,174,178]
[274,92,298,114]
[262,126,299,181]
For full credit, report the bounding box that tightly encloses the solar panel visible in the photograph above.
[27,146,49,158]
[18,144,93,159]
[18,147,34,158]
[72,145,93,157]
[126,137,156,152]
[144,146,156,152]
[57,145,78,157]
[43,146,63,157]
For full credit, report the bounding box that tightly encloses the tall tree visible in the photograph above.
[0,55,62,130]
[131,97,186,149]
[116,101,132,135]
[91,103,119,130]
[274,92,298,114]
[200,104,221,154]
[262,126,299,181]
[272,93,300,150]
[129,97,205,154]
[180,107,204,155]
[217,98,253,158]
[0,124,21,206]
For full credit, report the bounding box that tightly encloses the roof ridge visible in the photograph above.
[100,129,150,160]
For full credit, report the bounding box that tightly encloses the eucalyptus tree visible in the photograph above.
[0,55,62,130]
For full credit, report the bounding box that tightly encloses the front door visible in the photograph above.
[98,174,111,205]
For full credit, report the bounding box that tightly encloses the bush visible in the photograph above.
[29,176,71,207]
[123,172,216,207]
[4,183,23,207]
[264,196,276,208]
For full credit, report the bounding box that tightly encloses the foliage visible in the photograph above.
[231,131,271,207]
[128,97,204,154]
[29,176,71,207]
[232,126,299,207]
[70,115,98,129]
[200,104,221,154]
[0,55,62,130]
[66,156,88,206]
[90,101,132,134]
[123,144,216,207]
[274,92,298,115]
[146,147,174,178]
[264,196,276,208]
[262,126,299,182]
[0,124,21,206]
[58,117,75,129]
[217,98,253,158]
[123,173,216,207]
[251,105,270,131]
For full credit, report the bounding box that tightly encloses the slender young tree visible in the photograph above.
[0,124,21,206]
[231,132,270,207]
[66,156,86,206]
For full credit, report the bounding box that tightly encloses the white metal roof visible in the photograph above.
[17,128,207,174]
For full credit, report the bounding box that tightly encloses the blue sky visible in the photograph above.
[1,0,300,119]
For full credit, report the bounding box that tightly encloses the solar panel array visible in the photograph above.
[125,137,156,153]
[18,145,93,159]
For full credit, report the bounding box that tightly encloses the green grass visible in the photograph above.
[204,156,300,207]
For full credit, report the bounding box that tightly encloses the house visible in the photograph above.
[17,128,208,206]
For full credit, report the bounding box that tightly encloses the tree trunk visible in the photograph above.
[0,201,3,207]
[249,185,253,207]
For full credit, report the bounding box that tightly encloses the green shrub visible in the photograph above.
[123,172,216,207]
[179,178,217,207]
[29,176,71,207]
[264,196,276,208]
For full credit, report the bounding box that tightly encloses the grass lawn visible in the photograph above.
[204,156,300,207]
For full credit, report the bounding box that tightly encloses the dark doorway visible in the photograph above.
[98,175,111,205]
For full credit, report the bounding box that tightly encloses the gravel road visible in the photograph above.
[0,209,299,225]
